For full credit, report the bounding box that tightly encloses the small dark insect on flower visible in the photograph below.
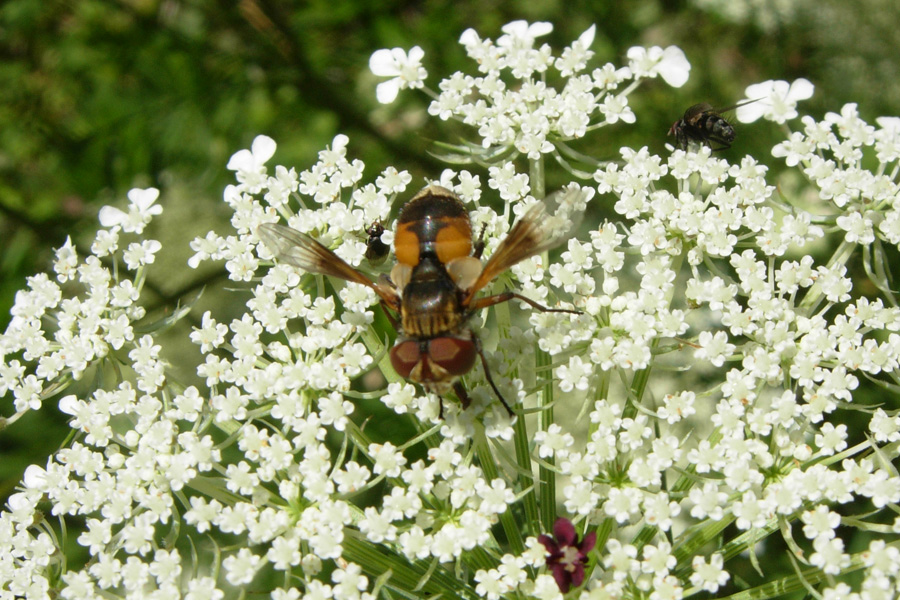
[538,517,597,593]
[668,100,757,151]
[364,221,390,265]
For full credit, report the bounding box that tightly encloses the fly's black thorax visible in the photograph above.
[400,256,467,338]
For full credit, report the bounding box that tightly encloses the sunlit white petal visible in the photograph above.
[658,46,691,87]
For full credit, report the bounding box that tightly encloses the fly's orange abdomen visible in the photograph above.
[394,185,472,267]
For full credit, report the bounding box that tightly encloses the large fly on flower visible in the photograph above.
[257,185,583,418]
[668,100,758,151]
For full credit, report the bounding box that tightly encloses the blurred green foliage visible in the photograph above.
[1,1,899,588]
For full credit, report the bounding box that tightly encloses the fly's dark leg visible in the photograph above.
[471,332,515,417]
[471,291,581,315]
[473,223,488,259]
[451,381,472,412]
[379,300,399,329]
[675,128,689,151]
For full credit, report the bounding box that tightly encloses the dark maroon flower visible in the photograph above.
[538,518,597,593]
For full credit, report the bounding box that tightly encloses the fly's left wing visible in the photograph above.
[462,187,587,304]
[257,223,399,308]
[682,102,714,125]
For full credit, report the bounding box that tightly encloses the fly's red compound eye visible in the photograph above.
[390,340,422,379]
[427,337,477,376]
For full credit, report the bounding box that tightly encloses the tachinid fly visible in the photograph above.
[257,185,584,417]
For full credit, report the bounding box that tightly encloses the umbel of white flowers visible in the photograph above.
[2,18,900,600]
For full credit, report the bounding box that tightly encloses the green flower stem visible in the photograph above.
[489,248,543,540]
[586,516,616,576]
[863,240,895,301]
[810,439,872,468]
[840,515,899,533]
[359,323,398,385]
[344,419,379,468]
[623,248,684,421]
[528,154,557,533]
[623,357,654,421]
[530,155,545,201]
[52,515,67,574]
[537,346,556,532]
[587,369,611,440]
[513,409,542,538]
[473,425,525,555]
[467,545,501,573]
[186,475,250,507]
[494,154,555,540]
[797,238,856,314]
[712,540,898,600]
[672,515,736,574]
[399,422,442,452]
[717,516,781,565]
[212,415,241,437]
[343,531,479,600]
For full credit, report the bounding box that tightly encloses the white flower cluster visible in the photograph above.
[2,19,900,600]
[1,190,164,416]
[565,83,900,598]
[0,189,193,596]
[767,102,900,251]
[371,21,690,160]
[0,118,589,597]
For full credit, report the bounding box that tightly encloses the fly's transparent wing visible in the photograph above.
[463,186,589,302]
[257,223,398,306]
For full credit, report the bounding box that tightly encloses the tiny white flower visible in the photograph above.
[690,554,729,593]
[475,478,515,515]
[534,423,576,458]
[603,487,642,523]
[369,442,407,477]
[122,239,162,270]
[375,166,412,194]
[869,408,900,442]
[227,135,277,193]
[641,541,676,578]
[554,24,596,77]
[498,20,553,49]
[369,46,427,104]
[737,78,814,124]
[626,45,690,87]
[98,187,163,234]
[223,547,263,586]
[604,539,639,581]
[801,505,841,540]
[555,355,592,392]
[531,573,564,600]
[809,536,850,575]
[22,464,51,491]
[475,568,511,600]
[694,331,735,367]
